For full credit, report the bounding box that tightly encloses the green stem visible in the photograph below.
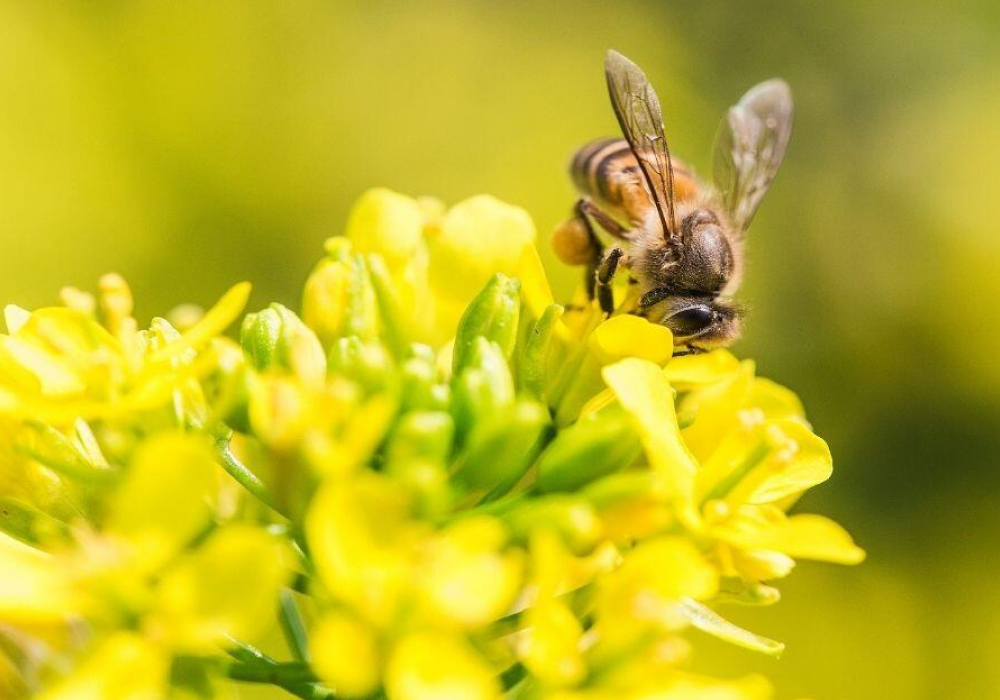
[214,436,281,513]
[223,641,335,700]
[280,588,310,661]
[226,661,315,685]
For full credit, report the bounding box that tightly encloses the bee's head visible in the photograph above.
[667,208,736,295]
[660,297,742,349]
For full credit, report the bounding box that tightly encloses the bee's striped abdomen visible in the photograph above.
[570,138,628,197]
[569,137,699,225]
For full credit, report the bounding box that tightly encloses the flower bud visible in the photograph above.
[241,303,326,386]
[450,338,514,442]
[453,400,550,492]
[302,243,379,347]
[386,411,455,465]
[504,494,602,555]
[452,274,520,373]
[366,254,412,357]
[517,303,563,400]
[328,336,396,396]
[400,345,449,412]
[536,403,641,493]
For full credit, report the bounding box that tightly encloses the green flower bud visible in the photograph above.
[452,274,521,373]
[386,411,455,465]
[301,241,379,347]
[453,400,550,493]
[450,338,514,442]
[400,345,450,412]
[535,403,641,493]
[517,303,563,400]
[241,303,326,385]
[366,254,411,357]
[504,494,602,555]
[385,411,456,517]
[328,336,396,395]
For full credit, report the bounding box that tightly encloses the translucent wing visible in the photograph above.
[604,50,676,239]
[712,79,793,232]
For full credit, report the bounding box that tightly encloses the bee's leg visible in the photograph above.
[573,199,605,258]
[594,246,624,316]
[672,345,706,357]
[578,198,630,240]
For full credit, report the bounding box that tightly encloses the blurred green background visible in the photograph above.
[2,1,998,697]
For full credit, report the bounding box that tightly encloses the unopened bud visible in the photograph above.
[454,400,549,493]
[328,336,396,395]
[452,274,520,373]
[450,338,514,442]
[302,243,379,348]
[241,303,326,386]
[536,403,641,493]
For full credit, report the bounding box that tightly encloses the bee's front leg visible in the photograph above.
[672,345,706,357]
[594,246,624,316]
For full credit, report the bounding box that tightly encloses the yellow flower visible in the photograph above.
[0,279,249,422]
[386,632,500,700]
[417,516,523,629]
[306,473,425,627]
[517,599,586,688]
[36,633,168,700]
[343,188,540,346]
[311,610,383,698]
[0,189,862,700]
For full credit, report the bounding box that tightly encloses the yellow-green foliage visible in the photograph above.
[0,190,862,700]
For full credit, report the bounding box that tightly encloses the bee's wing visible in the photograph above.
[605,50,677,240]
[712,79,793,233]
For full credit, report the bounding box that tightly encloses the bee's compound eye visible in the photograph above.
[667,305,715,336]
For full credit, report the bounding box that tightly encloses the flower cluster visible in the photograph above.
[0,189,863,700]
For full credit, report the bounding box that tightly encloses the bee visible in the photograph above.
[553,50,793,353]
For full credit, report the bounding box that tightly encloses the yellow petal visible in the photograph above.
[0,336,85,398]
[312,611,382,698]
[0,532,78,622]
[4,305,30,334]
[663,350,742,391]
[633,672,772,700]
[106,433,218,571]
[731,420,833,505]
[386,632,500,700]
[37,633,167,700]
[345,188,427,265]
[590,316,674,365]
[602,358,696,501]
[418,516,523,628]
[306,474,422,626]
[764,513,866,565]
[517,244,556,319]
[427,195,536,340]
[150,526,290,651]
[678,360,755,463]
[747,377,805,421]
[517,600,586,687]
[148,282,251,365]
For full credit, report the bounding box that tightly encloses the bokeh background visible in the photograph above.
[2,1,998,698]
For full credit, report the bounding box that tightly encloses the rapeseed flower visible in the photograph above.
[0,189,862,700]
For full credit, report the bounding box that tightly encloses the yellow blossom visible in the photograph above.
[386,632,500,700]
[0,189,863,700]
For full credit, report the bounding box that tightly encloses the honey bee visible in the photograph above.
[553,50,793,353]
